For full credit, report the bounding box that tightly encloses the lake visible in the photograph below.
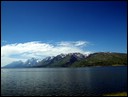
[1,66,127,96]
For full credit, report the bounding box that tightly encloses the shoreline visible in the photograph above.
[103,92,127,96]
[1,65,127,69]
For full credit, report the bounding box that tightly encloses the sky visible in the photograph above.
[1,1,127,66]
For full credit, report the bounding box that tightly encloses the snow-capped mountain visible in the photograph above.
[3,52,127,68]
[36,53,89,67]
[3,52,89,68]
[58,54,67,58]
[3,58,41,68]
[24,58,39,66]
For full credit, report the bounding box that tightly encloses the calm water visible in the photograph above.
[1,66,127,96]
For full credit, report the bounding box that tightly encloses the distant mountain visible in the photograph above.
[3,52,127,68]
[3,58,41,68]
[3,60,25,68]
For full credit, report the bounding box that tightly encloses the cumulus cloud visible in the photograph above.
[1,41,91,67]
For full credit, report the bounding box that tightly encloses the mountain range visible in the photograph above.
[3,52,127,68]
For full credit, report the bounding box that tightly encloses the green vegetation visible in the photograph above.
[103,92,127,96]
[71,52,127,67]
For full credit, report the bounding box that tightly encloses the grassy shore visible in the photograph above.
[103,92,127,96]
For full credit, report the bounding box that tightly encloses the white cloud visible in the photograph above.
[74,41,88,46]
[57,41,89,47]
[1,41,92,67]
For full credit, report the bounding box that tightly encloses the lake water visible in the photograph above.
[1,66,127,96]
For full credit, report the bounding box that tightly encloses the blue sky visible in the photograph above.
[1,1,127,66]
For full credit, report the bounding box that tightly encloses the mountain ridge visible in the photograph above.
[3,52,127,68]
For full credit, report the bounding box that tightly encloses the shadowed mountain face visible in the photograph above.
[3,61,24,68]
[3,52,127,68]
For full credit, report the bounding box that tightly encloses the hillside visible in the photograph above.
[71,52,127,67]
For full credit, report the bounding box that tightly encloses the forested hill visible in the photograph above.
[71,52,127,67]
